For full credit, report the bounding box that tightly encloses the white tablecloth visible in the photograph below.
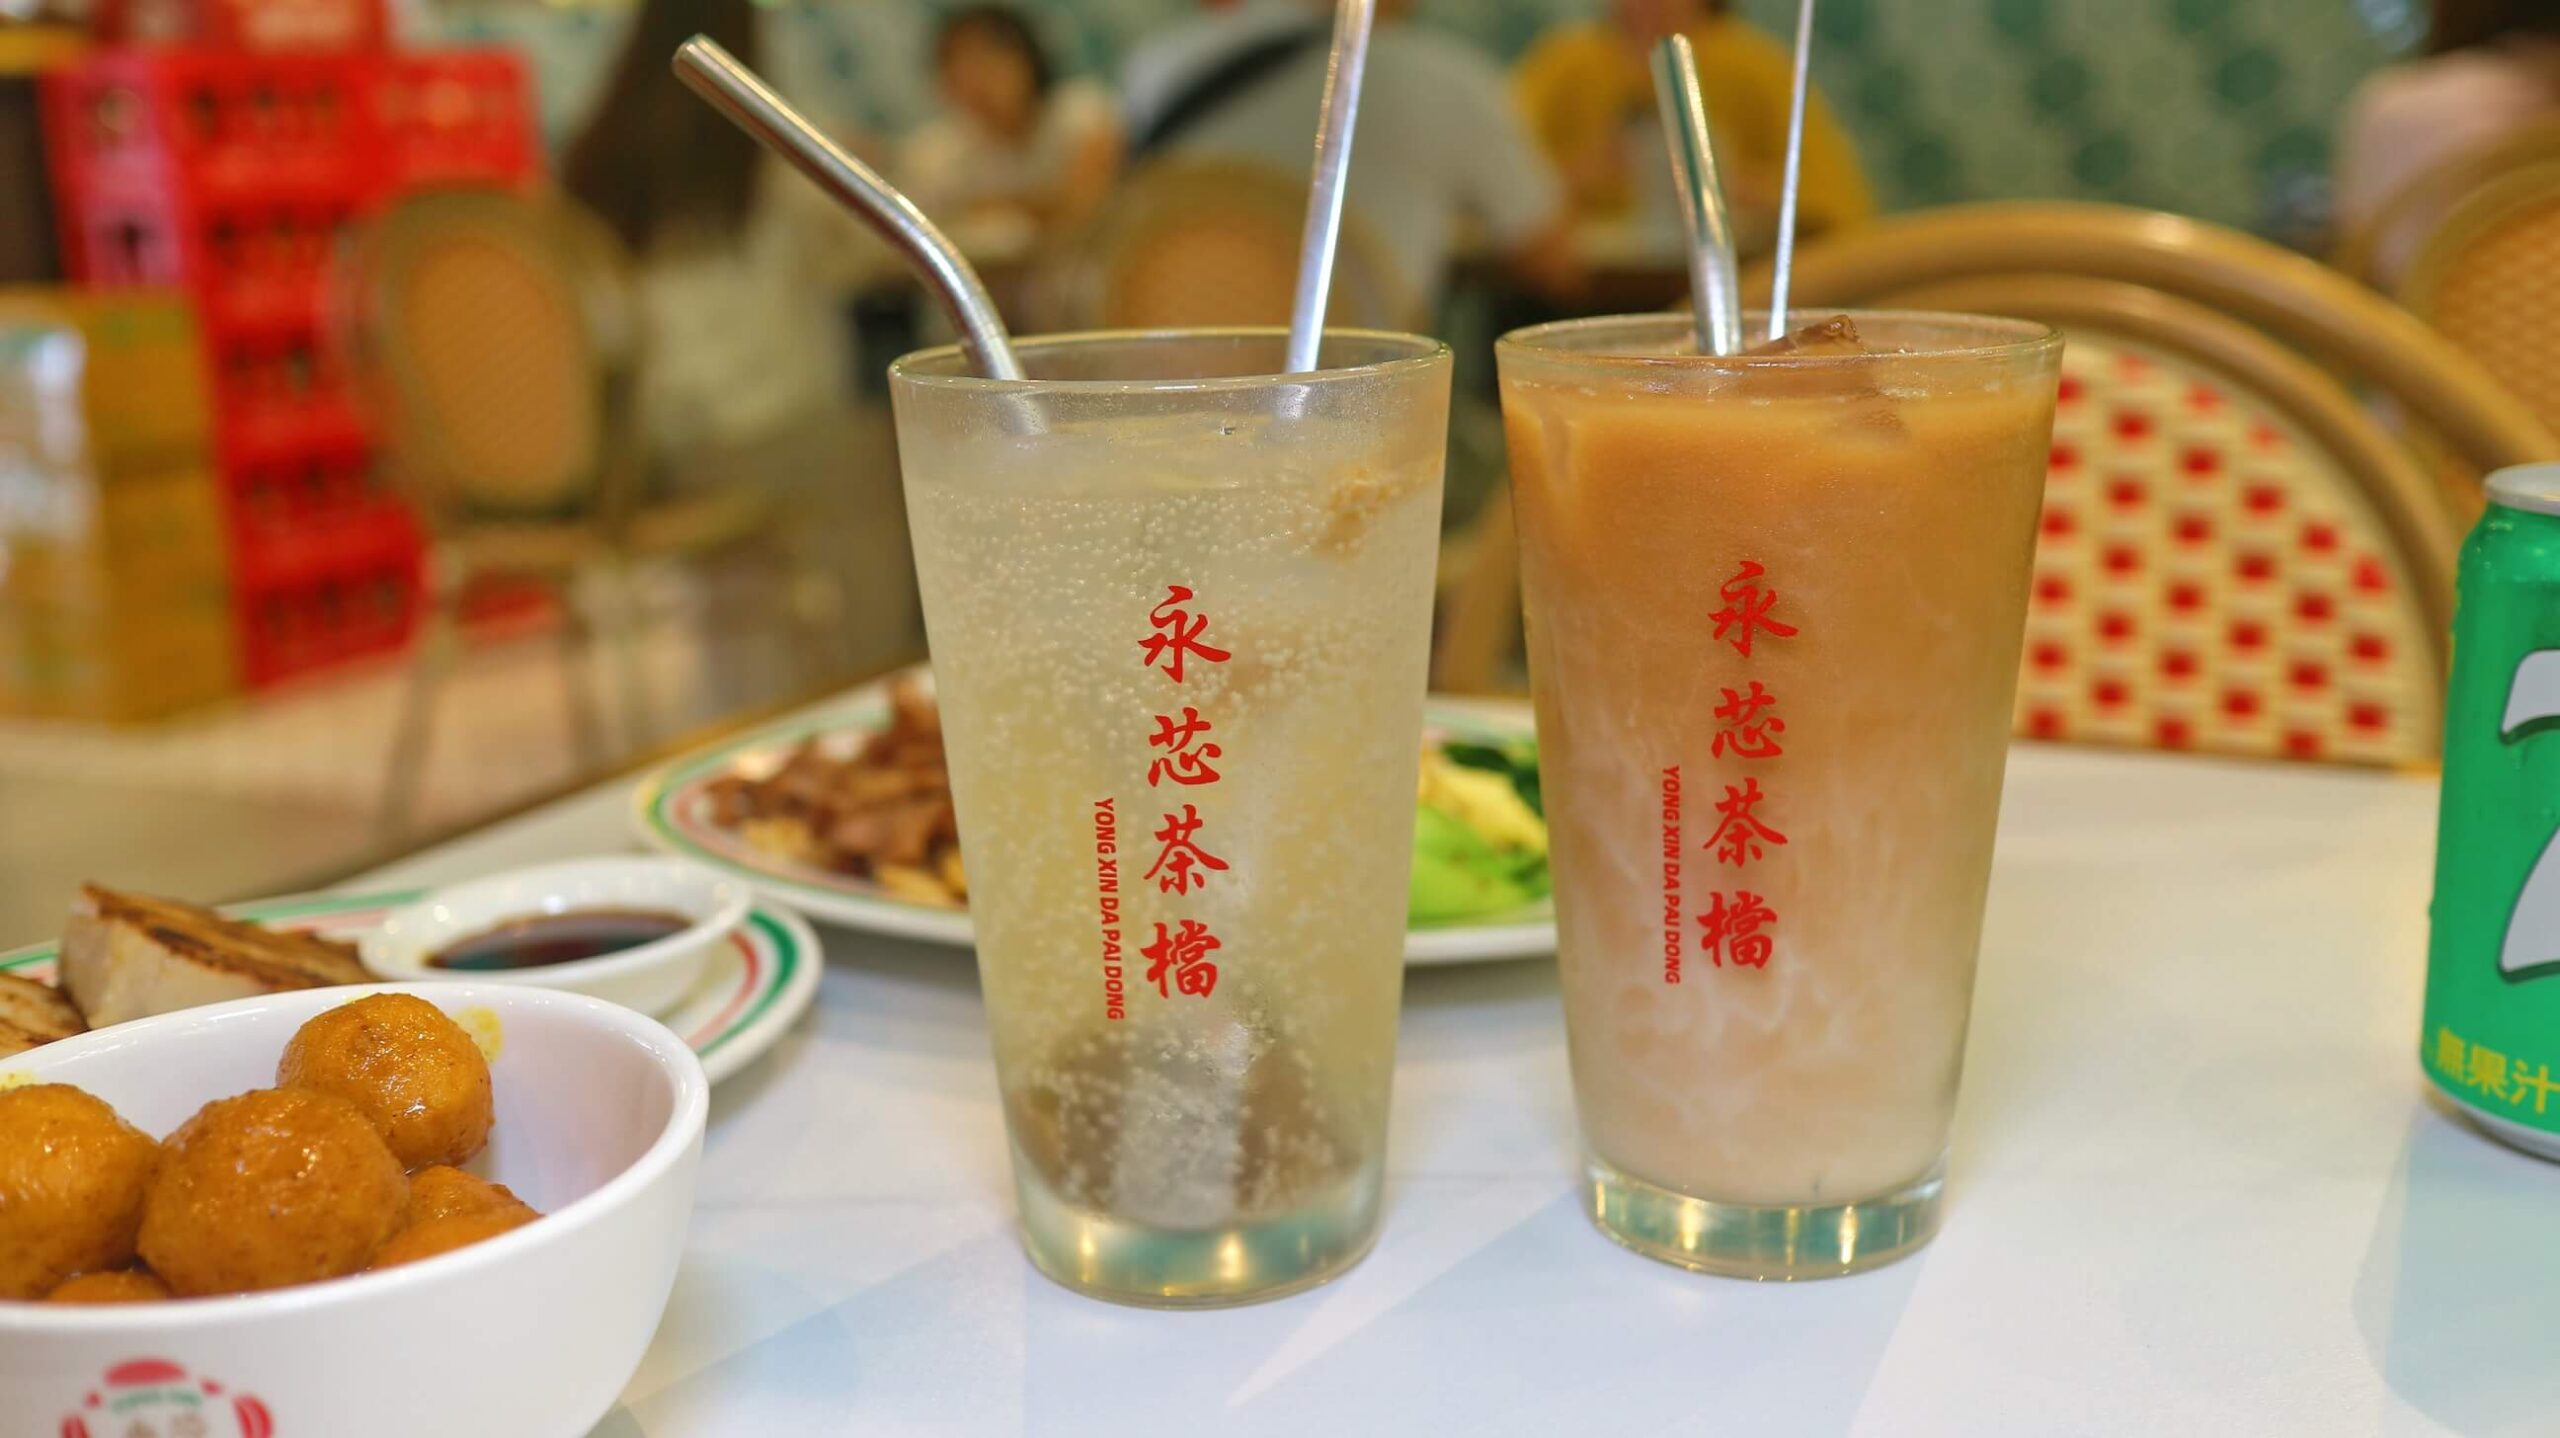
[360,739,2554,1437]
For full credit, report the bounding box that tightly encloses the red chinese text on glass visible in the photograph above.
[1692,559,1796,973]
[1111,584,1234,1003]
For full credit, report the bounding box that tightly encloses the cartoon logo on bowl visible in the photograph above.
[59,1358,272,1438]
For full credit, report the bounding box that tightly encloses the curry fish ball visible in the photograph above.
[47,1269,172,1304]
[405,1165,536,1226]
[0,1084,159,1299]
[277,993,494,1169]
[370,1206,535,1270]
[138,1088,407,1296]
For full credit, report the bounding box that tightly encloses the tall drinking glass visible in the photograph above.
[890,329,1450,1306]
[1497,312,2061,1278]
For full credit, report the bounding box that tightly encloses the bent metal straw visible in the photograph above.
[672,35,1023,383]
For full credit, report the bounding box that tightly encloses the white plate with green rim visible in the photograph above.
[631,673,1558,966]
[0,890,821,1086]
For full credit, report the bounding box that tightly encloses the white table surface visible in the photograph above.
[358,731,2557,1438]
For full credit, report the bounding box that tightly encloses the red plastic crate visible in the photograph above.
[44,51,376,208]
[219,446,418,588]
[203,324,371,463]
[234,552,417,687]
[95,0,389,52]
[369,51,540,194]
[44,48,538,332]
[195,198,361,328]
[42,47,538,309]
[39,46,540,688]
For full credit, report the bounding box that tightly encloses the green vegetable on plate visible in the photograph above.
[1409,738,1550,926]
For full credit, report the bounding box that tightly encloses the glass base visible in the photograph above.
[1584,1154,1945,1281]
[1013,1162,1381,1309]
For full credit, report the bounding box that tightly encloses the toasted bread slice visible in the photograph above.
[0,971,84,1056]
[60,885,372,1030]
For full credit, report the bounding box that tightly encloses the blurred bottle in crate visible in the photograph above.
[0,29,87,286]
[0,289,237,720]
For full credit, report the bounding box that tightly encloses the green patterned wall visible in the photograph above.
[1722,0,2413,243]
[449,0,2422,244]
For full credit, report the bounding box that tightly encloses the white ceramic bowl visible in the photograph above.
[0,983,707,1438]
[364,856,750,1016]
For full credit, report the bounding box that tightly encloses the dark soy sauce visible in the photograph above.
[428,909,690,970]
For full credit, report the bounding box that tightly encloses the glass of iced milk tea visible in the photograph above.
[890,330,1449,1306]
[1497,312,2061,1279]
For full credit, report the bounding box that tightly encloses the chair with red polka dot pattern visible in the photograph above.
[2346,122,2560,467]
[2016,327,2436,762]
[1759,203,2560,765]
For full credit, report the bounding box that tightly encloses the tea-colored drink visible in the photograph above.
[1498,313,2061,1277]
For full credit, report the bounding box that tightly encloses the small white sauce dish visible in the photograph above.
[363,856,749,1017]
[0,982,707,1438]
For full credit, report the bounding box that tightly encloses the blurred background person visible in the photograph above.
[563,0,864,479]
[562,0,915,679]
[1121,0,1306,144]
[2334,0,2560,254]
[1136,0,1579,314]
[1512,0,1872,244]
[900,4,1124,247]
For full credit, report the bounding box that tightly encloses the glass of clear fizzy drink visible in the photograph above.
[2423,463,2560,1160]
[1496,313,2062,1279]
[889,330,1450,1306]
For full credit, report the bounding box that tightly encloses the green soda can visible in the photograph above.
[2423,463,2560,1158]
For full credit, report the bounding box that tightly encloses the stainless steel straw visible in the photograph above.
[1285,0,1377,374]
[1650,35,1744,357]
[1765,0,1818,340]
[673,35,1025,382]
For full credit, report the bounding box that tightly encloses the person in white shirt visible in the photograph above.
[565,0,879,465]
[1119,0,1307,143]
[1135,0,1581,311]
[562,0,916,672]
[898,5,1124,245]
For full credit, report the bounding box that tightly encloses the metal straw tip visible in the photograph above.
[1651,34,1744,357]
[1286,0,1378,376]
[1767,0,1818,340]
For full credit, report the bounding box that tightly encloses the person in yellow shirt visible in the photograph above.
[1513,0,1874,240]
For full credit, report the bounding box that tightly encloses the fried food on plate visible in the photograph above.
[278,993,495,1170]
[706,677,966,905]
[372,1163,546,1273]
[45,1269,172,1304]
[139,1087,408,1296]
[61,885,371,1029]
[0,972,84,1056]
[404,1165,537,1226]
[0,1083,160,1299]
[370,1205,537,1270]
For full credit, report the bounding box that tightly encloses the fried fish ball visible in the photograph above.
[369,1205,535,1270]
[138,1088,407,1297]
[277,993,494,1170]
[46,1269,172,1304]
[404,1165,536,1226]
[0,1084,159,1299]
